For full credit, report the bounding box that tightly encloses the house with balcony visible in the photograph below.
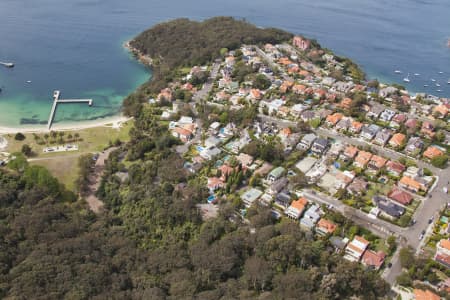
[311,138,329,155]
[353,151,373,169]
[435,239,450,268]
[360,124,381,140]
[373,128,392,146]
[367,155,388,173]
[285,197,308,219]
[315,218,337,236]
[344,236,370,262]
[300,204,321,230]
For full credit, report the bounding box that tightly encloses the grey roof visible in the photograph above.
[275,192,291,208]
[362,124,381,136]
[313,138,328,148]
[330,236,347,249]
[373,196,405,218]
[301,133,317,145]
[270,177,289,193]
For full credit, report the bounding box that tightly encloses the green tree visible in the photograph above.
[431,155,448,168]
[21,144,32,157]
[14,132,25,141]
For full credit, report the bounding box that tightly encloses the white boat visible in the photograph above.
[438,71,444,74]
[394,70,402,74]
[436,83,441,87]
[414,73,420,76]
[26,80,32,83]
[431,78,436,82]
[424,84,429,87]
[403,73,410,83]
[447,80,450,84]
[436,89,442,92]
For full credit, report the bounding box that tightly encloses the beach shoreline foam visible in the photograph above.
[0,115,132,134]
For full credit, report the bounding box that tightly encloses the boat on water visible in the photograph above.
[431,78,436,82]
[438,71,444,74]
[0,62,14,68]
[436,83,441,87]
[403,73,410,83]
[26,80,32,83]
[436,89,442,92]
[414,73,420,76]
[394,70,402,74]
[424,84,429,87]
[447,80,450,84]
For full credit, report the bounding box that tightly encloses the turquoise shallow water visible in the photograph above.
[1,0,449,128]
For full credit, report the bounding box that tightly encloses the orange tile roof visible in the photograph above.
[389,133,406,146]
[399,176,424,191]
[369,155,387,168]
[280,127,292,136]
[423,146,444,159]
[354,235,369,246]
[434,104,449,116]
[173,127,192,137]
[351,121,363,131]
[326,113,344,125]
[414,289,440,300]
[291,197,308,211]
[317,218,337,234]
[344,145,359,158]
[293,84,306,93]
[355,151,372,166]
[339,98,353,109]
[250,89,262,99]
[362,250,386,268]
[439,239,450,251]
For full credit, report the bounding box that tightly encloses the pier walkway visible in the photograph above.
[47,90,93,130]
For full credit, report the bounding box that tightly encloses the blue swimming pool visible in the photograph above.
[207,195,216,203]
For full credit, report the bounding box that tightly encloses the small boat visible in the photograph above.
[447,80,450,84]
[403,73,410,83]
[394,70,402,74]
[431,78,436,82]
[436,83,441,87]
[414,73,420,76]
[436,89,442,92]
[438,71,444,74]
[26,80,32,83]
[424,84,429,87]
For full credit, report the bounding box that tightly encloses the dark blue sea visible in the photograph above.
[1,0,449,127]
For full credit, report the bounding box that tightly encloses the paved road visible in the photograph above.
[193,62,221,103]
[257,114,450,284]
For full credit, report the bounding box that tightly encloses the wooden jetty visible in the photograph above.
[47,90,93,130]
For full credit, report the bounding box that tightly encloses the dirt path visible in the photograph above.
[85,147,118,213]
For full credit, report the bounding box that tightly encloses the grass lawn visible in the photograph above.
[30,156,80,191]
[4,121,133,157]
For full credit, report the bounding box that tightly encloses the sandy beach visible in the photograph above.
[0,115,132,134]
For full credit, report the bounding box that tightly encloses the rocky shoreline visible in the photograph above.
[124,41,153,67]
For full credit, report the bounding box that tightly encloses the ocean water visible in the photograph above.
[1,0,449,127]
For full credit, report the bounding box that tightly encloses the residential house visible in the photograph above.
[241,188,263,207]
[311,138,329,155]
[405,118,419,131]
[200,146,221,160]
[209,121,221,134]
[172,126,193,143]
[315,218,337,236]
[268,177,289,195]
[207,177,225,192]
[347,177,368,195]
[218,164,234,181]
[267,167,286,182]
[290,103,309,117]
[368,155,388,172]
[344,236,370,262]
[300,110,316,122]
[423,146,444,160]
[236,153,254,167]
[367,103,384,119]
[349,121,363,134]
[335,117,352,132]
[300,204,321,230]
[205,136,222,149]
[433,104,449,118]
[335,170,356,190]
[399,176,428,193]
[405,137,424,156]
[388,133,407,148]
[297,133,317,151]
[285,197,308,219]
[435,239,450,268]
[421,121,435,139]
[362,250,386,270]
[373,128,392,146]
[293,36,311,51]
[373,196,405,218]
[328,142,344,158]
[354,151,373,169]
[342,145,359,161]
[325,113,344,127]
[157,88,173,102]
[386,160,406,177]
[390,113,407,129]
[292,84,307,95]
[379,109,396,122]
[249,89,262,101]
[379,86,398,98]
[413,289,440,300]
[360,124,381,140]
[388,188,413,206]
[275,192,292,209]
[330,236,349,252]
[338,97,353,110]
